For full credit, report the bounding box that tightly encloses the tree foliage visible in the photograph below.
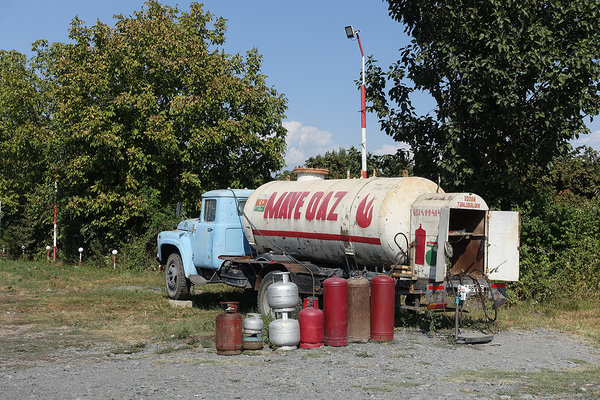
[368,0,600,207]
[517,147,600,299]
[303,146,413,179]
[0,1,287,262]
[0,50,52,254]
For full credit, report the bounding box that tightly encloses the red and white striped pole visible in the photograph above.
[345,26,367,178]
[358,32,367,179]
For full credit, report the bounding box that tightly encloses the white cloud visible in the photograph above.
[372,142,410,155]
[283,120,340,167]
[572,130,600,150]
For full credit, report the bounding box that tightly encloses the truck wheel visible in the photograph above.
[165,253,191,300]
[257,272,277,317]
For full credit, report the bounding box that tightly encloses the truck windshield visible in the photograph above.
[203,199,216,222]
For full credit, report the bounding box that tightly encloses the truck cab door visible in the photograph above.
[194,198,217,269]
[486,211,520,281]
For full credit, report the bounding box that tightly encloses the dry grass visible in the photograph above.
[497,299,600,344]
[425,295,600,345]
[0,260,255,360]
[2,260,599,363]
[445,363,600,398]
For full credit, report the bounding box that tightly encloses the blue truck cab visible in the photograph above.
[157,189,253,300]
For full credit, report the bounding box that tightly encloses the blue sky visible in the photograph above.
[1,0,599,169]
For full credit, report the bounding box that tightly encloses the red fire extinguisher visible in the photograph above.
[415,224,426,265]
[299,297,323,348]
[323,274,348,347]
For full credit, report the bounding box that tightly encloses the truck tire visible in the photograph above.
[257,271,277,317]
[165,253,191,300]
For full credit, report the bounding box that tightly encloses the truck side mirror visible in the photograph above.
[176,202,182,217]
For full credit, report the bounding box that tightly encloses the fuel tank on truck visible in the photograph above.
[243,176,442,268]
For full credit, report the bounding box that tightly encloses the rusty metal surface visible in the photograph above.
[449,239,484,277]
[347,276,370,343]
[215,303,242,356]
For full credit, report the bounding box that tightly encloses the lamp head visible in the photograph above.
[345,25,356,39]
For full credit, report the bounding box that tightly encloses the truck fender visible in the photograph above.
[158,234,196,278]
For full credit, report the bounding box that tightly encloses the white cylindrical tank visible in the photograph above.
[266,272,299,311]
[243,177,442,268]
[268,314,300,349]
[243,313,264,333]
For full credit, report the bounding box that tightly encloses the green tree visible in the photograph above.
[0,50,52,256]
[30,1,287,257]
[543,146,600,200]
[367,0,600,207]
[304,146,412,179]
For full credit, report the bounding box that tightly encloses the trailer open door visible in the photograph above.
[435,207,450,282]
[486,211,520,282]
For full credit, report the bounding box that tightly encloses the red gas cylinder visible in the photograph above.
[370,275,395,341]
[299,297,323,349]
[323,274,348,347]
[216,301,242,355]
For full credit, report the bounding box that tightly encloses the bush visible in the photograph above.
[515,194,600,300]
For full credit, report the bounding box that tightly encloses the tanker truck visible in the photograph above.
[157,168,519,315]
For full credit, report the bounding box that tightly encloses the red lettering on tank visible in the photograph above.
[305,192,324,221]
[286,192,302,219]
[327,191,347,221]
[356,195,375,228]
[263,192,287,219]
[277,192,293,218]
[263,192,278,218]
[315,192,333,220]
[293,192,310,219]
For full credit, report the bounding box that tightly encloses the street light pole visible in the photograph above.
[345,25,367,179]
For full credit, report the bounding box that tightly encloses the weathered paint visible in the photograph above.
[243,177,441,268]
[410,193,489,280]
[486,211,520,281]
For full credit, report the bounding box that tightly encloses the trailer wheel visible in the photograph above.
[257,271,277,317]
[165,253,191,300]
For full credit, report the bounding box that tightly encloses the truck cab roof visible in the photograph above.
[202,189,254,199]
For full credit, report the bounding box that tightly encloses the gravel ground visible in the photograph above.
[2,328,599,399]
